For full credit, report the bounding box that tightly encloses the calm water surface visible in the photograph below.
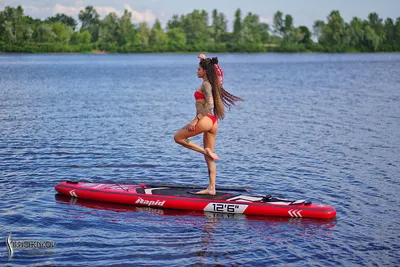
[0,53,399,266]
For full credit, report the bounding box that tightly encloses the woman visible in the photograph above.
[174,57,243,195]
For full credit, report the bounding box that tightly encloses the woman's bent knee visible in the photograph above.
[174,133,181,144]
[174,132,186,144]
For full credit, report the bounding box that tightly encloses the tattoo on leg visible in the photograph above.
[184,139,191,144]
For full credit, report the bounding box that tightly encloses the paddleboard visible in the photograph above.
[55,181,336,219]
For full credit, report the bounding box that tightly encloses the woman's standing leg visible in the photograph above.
[195,122,218,195]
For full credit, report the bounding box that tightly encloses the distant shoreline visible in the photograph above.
[1,6,399,58]
[1,51,400,55]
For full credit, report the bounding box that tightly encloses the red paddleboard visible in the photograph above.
[55,181,336,219]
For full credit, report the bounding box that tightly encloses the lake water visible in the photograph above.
[0,53,399,266]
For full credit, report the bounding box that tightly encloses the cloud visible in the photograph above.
[94,6,119,17]
[75,0,84,7]
[259,16,273,24]
[22,6,53,19]
[123,4,156,23]
[53,4,81,16]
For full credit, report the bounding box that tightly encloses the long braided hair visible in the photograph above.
[199,57,243,120]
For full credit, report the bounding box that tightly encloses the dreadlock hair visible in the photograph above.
[199,57,243,120]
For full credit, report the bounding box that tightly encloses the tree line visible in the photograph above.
[1,5,399,53]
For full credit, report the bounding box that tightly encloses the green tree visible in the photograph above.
[22,16,41,43]
[3,21,15,42]
[282,14,295,43]
[320,10,347,51]
[368,13,384,36]
[237,12,271,51]
[313,20,325,40]
[136,22,151,48]
[367,12,385,50]
[346,17,364,50]
[149,19,168,51]
[383,18,395,49]
[393,17,400,50]
[244,13,266,43]
[273,11,284,37]
[70,30,91,45]
[34,23,56,43]
[181,9,209,48]
[211,9,227,43]
[46,14,77,30]
[167,15,182,30]
[259,23,270,44]
[0,10,4,41]
[363,24,380,51]
[0,6,27,43]
[52,21,72,43]
[98,12,119,44]
[167,28,186,51]
[233,9,242,41]
[79,6,100,42]
[241,13,261,43]
[117,10,136,46]
[24,24,34,43]
[284,14,294,34]
[298,26,312,45]
[79,6,99,30]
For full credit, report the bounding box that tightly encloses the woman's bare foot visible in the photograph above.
[194,188,216,195]
[205,148,220,160]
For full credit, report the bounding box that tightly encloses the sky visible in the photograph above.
[1,0,399,31]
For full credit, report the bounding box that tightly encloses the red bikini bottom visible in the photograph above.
[206,114,217,124]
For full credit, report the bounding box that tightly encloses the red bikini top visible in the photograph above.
[194,91,205,100]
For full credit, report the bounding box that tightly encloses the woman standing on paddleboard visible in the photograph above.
[174,57,243,195]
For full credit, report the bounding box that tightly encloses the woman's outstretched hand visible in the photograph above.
[188,119,198,132]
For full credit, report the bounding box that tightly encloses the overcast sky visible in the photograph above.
[1,0,399,30]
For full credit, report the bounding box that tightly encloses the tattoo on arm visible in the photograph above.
[184,138,191,144]
[196,81,214,117]
[203,81,214,109]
